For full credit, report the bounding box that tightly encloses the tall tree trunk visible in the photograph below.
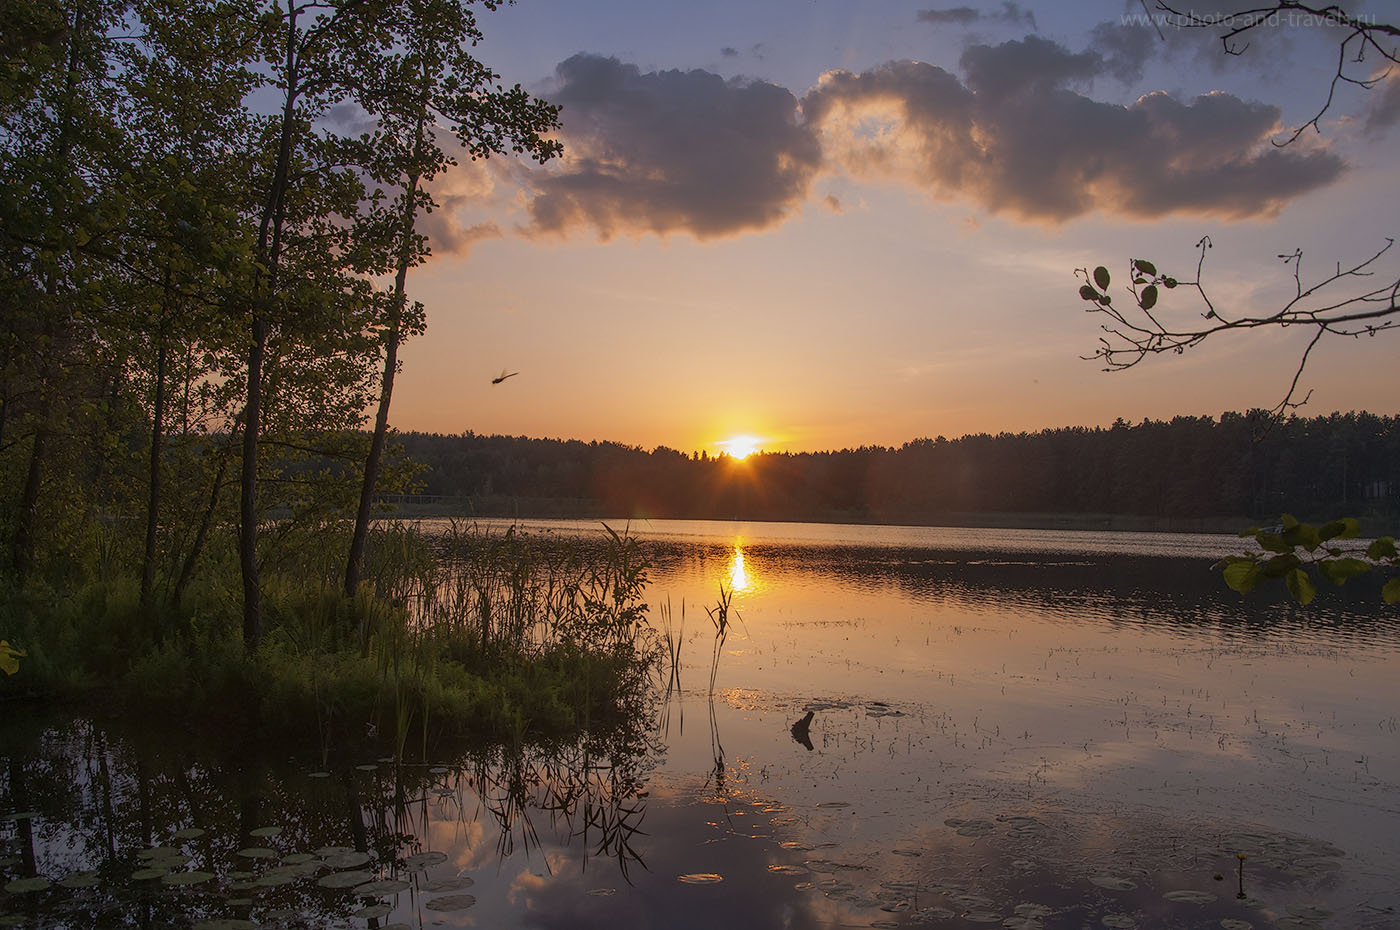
[346,165,422,598]
[141,271,172,608]
[173,446,229,608]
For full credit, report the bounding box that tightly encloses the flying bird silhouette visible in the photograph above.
[491,369,519,385]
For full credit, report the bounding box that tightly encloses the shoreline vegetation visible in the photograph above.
[0,522,660,760]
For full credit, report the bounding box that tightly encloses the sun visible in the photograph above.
[719,435,763,459]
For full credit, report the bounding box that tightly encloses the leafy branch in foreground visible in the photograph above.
[1077,237,1400,417]
[1214,514,1400,605]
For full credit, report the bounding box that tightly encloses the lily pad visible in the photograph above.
[963,909,1002,923]
[317,869,374,889]
[249,826,282,838]
[354,904,392,919]
[172,827,207,840]
[1101,916,1137,929]
[323,850,371,869]
[4,877,51,893]
[420,876,474,893]
[1089,875,1137,891]
[193,921,257,930]
[587,888,617,896]
[314,846,354,857]
[766,864,806,875]
[423,893,477,911]
[1219,920,1252,930]
[355,764,378,772]
[235,847,277,859]
[132,867,169,880]
[138,845,182,860]
[308,771,331,779]
[677,873,724,884]
[0,811,39,823]
[1163,890,1216,904]
[352,879,410,896]
[402,851,447,871]
[58,870,101,889]
[281,853,317,865]
[162,871,217,886]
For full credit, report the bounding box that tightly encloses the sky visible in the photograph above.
[385,0,1400,455]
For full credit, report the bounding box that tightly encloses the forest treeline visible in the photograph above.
[398,411,1400,526]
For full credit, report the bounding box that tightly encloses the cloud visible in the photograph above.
[802,37,1345,223]
[525,54,822,240]
[916,2,1036,30]
[1364,71,1400,135]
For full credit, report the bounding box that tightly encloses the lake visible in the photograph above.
[3,519,1397,929]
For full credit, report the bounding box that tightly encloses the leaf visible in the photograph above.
[1255,533,1291,554]
[1163,277,1178,288]
[1383,578,1400,605]
[1260,553,1301,578]
[1134,259,1157,276]
[1319,558,1370,585]
[1079,284,1099,301]
[1093,266,1110,290]
[1282,522,1321,551]
[1285,568,1316,605]
[1367,537,1397,560]
[0,640,23,676]
[1139,285,1158,310]
[1280,513,1299,530]
[1319,517,1361,541]
[1222,561,1260,594]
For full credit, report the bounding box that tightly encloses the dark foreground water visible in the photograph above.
[3,519,1398,929]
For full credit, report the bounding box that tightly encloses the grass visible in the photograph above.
[0,520,660,759]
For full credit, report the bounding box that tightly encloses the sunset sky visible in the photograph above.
[387,0,1399,455]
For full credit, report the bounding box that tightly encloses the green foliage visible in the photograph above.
[0,638,22,675]
[1215,515,1398,605]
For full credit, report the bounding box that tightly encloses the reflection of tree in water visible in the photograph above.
[0,709,661,924]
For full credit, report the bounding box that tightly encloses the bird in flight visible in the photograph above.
[491,369,519,385]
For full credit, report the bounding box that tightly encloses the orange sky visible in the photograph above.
[384,1,1400,455]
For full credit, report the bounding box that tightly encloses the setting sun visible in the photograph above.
[718,435,763,459]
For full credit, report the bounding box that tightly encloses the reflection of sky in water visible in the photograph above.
[4,519,1398,929]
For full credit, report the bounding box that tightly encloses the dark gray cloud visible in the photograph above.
[916,2,1036,30]
[802,37,1345,222]
[526,54,822,239]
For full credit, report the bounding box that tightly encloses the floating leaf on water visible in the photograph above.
[355,764,378,772]
[955,820,995,837]
[308,771,330,779]
[192,921,258,930]
[1275,920,1325,930]
[249,826,282,838]
[323,850,371,869]
[402,851,447,871]
[353,879,410,896]
[767,864,806,875]
[235,847,276,860]
[1219,920,1252,930]
[1089,875,1137,891]
[0,811,39,823]
[1163,890,1216,904]
[1011,859,1037,871]
[252,870,299,888]
[778,842,810,851]
[816,801,850,809]
[162,871,216,886]
[131,867,168,881]
[1015,904,1052,918]
[423,893,477,911]
[429,766,449,774]
[420,876,475,893]
[138,845,181,860]
[354,904,392,919]
[281,853,317,865]
[1003,919,1043,930]
[794,882,814,891]
[172,828,206,840]
[314,846,354,857]
[872,922,902,929]
[963,909,1002,923]
[587,888,617,896]
[879,900,910,912]
[58,870,100,889]
[4,877,51,893]
[1287,905,1332,919]
[316,870,375,889]
[677,873,724,884]
[891,848,922,857]
[1101,916,1137,929]
[227,881,257,892]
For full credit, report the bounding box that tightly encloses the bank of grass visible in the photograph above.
[0,521,660,757]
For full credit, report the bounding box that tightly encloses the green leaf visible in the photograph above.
[1237,526,1261,537]
[1319,558,1370,585]
[1139,285,1158,310]
[1383,578,1400,605]
[1256,533,1291,554]
[1163,277,1178,288]
[1093,266,1110,290]
[1285,568,1316,605]
[1222,561,1260,594]
[1280,513,1299,530]
[1134,259,1157,277]
[1282,522,1321,551]
[1367,537,1397,560]
[1079,284,1098,301]
[1260,553,1301,578]
[1319,517,1361,541]
[0,640,23,676]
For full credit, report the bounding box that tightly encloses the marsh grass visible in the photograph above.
[0,520,660,757]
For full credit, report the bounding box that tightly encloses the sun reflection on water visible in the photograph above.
[728,543,751,593]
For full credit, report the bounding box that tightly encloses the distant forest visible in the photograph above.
[395,411,1400,527]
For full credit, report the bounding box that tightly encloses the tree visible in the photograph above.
[342,0,561,599]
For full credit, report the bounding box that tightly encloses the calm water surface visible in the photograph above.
[3,519,1397,929]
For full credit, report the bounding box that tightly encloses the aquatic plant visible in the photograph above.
[704,585,737,696]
